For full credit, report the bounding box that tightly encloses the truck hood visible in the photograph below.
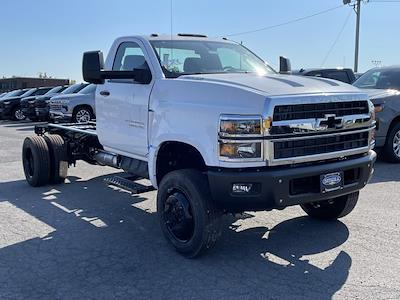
[21,96,37,102]
[180,73,361,96]
[50,93,89,102]
[358,88,400,100]
[0,96,22,103]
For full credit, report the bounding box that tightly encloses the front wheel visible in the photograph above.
[300,192,359,220]
[157,169,222,258]
[12,106,26,121]
[73,107,93,123]
[383,122,400,163]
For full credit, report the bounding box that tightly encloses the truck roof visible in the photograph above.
[119,33,236,44]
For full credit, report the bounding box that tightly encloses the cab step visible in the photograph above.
[104,175,155,194]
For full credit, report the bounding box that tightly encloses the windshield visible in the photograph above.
[354,68,400,90]
[20,88,36,97]
[3,89,25,98]
[45,86,63,95]
[150,40,275,78]
[61,83,88,94]
[78,84,96,94]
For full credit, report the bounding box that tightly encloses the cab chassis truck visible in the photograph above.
[22,34,376,257]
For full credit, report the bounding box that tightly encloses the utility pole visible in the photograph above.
[344,0,367,73]
[354,0,361,72]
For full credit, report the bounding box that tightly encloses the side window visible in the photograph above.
[307,71,323,77]
[376,71,400,90]
[113,42,149,72]
[323,71,350,83]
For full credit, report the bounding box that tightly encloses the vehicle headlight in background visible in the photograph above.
[219,141,262,160]
[374,104,384,113]
[219,116,262,137]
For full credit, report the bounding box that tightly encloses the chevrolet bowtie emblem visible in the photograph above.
[318,114,343,130]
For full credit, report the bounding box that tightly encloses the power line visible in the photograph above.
[369,0,400,2]
[321,9,353,67]
[225,5,345,37]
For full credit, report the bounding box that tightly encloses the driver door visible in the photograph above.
[97,39,153,159]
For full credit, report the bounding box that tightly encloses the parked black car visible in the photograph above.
[21,85,68,121]
[293,68,356,84]
[0,87,52,121]
[0,88,31,120]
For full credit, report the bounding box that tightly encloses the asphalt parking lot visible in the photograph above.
[0,120,399,300]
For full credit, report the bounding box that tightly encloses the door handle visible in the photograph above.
[100,90,110,96]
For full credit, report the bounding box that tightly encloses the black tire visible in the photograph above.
[22,136,51,187]
[44,134,69,184]
[157,169,222,258]
[300,192,359,220]
[73,106,94,123]
[11,106,26,121]
[383,122,400,163]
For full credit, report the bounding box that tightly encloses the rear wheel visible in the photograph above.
[383,122,400,163]
[22,136,51,187]
[300,192,359,220]
[44,134,69,184]
[157,169,222,258]
[73,106,93,123]
[12,106,26,121]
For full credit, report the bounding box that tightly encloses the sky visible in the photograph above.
[0,0,399,82]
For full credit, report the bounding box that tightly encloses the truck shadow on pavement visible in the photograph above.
[0,174,351,299]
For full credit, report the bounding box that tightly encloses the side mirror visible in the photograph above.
[83,51,105,84]
[279,56,291,74]
[82,51,152,84]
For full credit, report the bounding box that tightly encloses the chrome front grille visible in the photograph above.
[273,101,369,122]
[50,103,63,111]
[267,99,374,166]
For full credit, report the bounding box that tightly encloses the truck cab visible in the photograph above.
[23,34,376,257]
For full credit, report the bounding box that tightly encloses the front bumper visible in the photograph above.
[0,106,12,119]
[35,107,50,118]
[21,106,36,119]
[208,150,376,212]
[49,111,72,122]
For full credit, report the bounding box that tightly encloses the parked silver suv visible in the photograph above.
[354,65,400,162]
[49,84,96,123]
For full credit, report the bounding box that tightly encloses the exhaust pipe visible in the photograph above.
[93,150,120,168]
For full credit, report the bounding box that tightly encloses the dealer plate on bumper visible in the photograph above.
[320,171,344,193]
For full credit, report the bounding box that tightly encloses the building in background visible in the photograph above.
[0,77,70,93]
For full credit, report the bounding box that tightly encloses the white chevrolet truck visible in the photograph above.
[22,34,376,257]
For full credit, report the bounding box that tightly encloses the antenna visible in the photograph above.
[170,0,173,39]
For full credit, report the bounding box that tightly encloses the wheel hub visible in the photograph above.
[15,109,25,120]
[163,191,194,242]
[76,110,91,123]
[393,130,400,158]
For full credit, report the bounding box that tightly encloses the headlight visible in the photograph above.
[218,115,264,161]
[219,141,262,161]
[3,101,11,105]
[219,116,262,137]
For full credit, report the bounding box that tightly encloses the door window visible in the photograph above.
[113,42,149,71]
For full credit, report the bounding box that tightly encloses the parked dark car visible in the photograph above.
[0,92,9,98]
[353,66,400,162]
[294,68,356,84]
[0,88,31,120]
[0,87,54,121]
[21,85,68,121]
